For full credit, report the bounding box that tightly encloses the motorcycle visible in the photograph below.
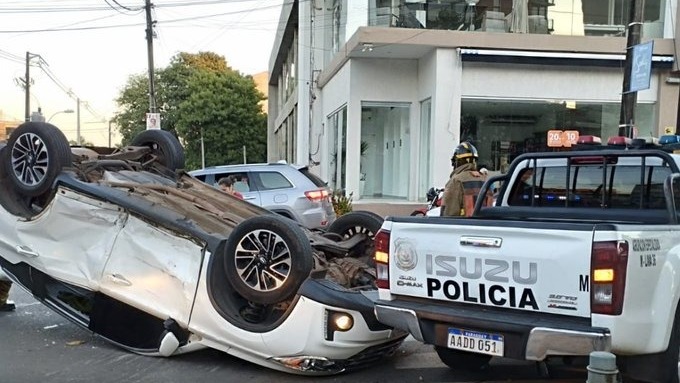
[410,187,444,217]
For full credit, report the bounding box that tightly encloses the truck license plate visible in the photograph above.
[447,328,504,357]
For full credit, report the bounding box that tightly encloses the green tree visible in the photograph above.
[113,52,267,170]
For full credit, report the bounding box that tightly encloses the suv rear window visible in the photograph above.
[299,167,327,188]
[255,171,293,191]
[509,164,671,209]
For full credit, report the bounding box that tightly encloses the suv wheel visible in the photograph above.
[326,210,384,261]
[224,215,313,304]
[4,122,72,197]
[131,130,185,171]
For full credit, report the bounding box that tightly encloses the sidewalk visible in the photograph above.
[353,199,424,218]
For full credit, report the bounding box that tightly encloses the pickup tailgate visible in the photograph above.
[386,218,594,318]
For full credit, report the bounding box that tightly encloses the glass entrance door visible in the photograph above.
[361,102,411,199]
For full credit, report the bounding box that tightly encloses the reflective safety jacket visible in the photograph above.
[441,163,490,216]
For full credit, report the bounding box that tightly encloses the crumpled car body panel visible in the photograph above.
[0,168,405,375]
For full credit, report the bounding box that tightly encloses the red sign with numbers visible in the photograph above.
[547,130,580,147]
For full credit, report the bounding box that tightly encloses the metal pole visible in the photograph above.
[586,351,619,383]
[243,145,247,164]
[76,98,81,145]
[618,0,645,138]
[25,51,30,122]
[200,127,205,169]
[145,0,157,114]
[108,120,112,148]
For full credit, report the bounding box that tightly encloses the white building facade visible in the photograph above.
[268,0,679,205]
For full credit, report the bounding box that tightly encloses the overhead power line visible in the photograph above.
[0,1,289,33]
[32,57,107,122]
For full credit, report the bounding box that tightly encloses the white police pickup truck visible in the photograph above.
[374,136,680,382]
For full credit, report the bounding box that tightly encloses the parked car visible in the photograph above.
[0,122,406,375]
[189,163,336,230]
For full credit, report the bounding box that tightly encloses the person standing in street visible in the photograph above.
[0,279,15,312]
[440,141,489,217]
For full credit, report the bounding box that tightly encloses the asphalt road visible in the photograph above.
[1,286,589,383]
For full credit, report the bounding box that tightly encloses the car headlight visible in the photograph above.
[271,356,343,373]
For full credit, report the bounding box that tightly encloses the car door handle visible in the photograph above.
[107,274,132,287]
[243,196,257,201]
[15,245,39,258]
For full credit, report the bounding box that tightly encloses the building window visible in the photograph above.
[327,106,347,191]
[331,0,343,54]
[281,31,298,103]
[460,99,655,172]
[418,99,432,201]
[361,102,411,199]
[274,107,296,163]
[583,0,665,36]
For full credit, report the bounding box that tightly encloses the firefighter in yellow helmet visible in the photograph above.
[441,141,488,216]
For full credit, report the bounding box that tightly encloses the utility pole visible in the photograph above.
[25,52,30,121]
[23,52,42,122]
[76,98,81,145]
[145,0,157,114]
[618,0,645,138]
[108,120,113,148]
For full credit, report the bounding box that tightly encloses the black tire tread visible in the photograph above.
[131,130,185,171]
[327,211,384,240]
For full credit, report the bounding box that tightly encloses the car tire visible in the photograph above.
[130,130,185,171]
[327,210,384,240]
[4,122,72,197]
[224,215,313,305]
[434,346,491,372]
[326,211,384,260]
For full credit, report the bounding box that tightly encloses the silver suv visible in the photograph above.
[189,163,336,230]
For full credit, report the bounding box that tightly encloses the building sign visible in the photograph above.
[547,130,580,147]
[146,113,161,130]
[629,40,654,93]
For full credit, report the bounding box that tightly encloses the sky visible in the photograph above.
[0,0,284,146]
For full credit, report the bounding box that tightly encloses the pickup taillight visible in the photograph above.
[591,240,628,315]
[374,229,390,289]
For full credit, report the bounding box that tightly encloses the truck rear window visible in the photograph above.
[508,165,671,209]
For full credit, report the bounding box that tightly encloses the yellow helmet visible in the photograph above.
[451,141,478,167]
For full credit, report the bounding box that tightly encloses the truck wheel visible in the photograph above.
[224,215,313,305]
[434,346,491,372]
[4,122,72,197]
[130,129,185,171]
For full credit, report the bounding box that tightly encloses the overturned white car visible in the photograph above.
[0,122,406,375]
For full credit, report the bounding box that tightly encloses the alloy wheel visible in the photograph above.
[10,132,49,187]
[233,229,292,292]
